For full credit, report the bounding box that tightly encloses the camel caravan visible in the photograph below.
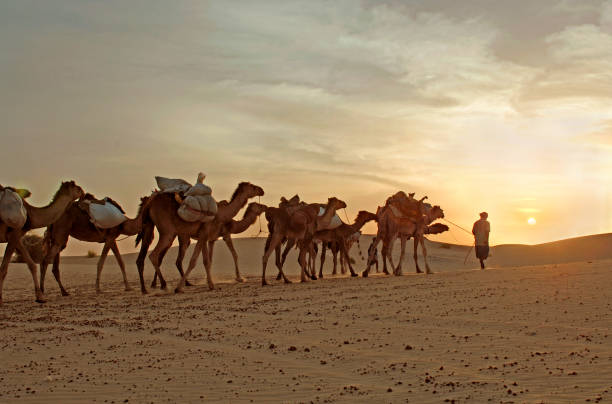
[0,174,448,304]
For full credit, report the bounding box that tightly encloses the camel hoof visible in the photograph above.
[284,278,292,284]
[262,279,268,286]
[361,271,368,278]
[61,291,70,297]
[208,285,215,291]
[416,269,423,274]
[351,273,358,277]
[36,297,47,304]
[275,274,282,281]
[124,287,133,292]
[310,275,317,280]
[318,274,324,279]
[174,288,184,294]
[141,289,149,295]
[236,277,246,283]
[185,280,193,287]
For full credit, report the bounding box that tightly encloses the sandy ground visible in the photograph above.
[1,234,612,403]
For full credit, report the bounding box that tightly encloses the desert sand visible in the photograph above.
[1,234,611,403]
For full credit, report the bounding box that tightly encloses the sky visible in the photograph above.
[1,0,611,255]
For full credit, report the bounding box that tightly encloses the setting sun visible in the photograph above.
[528,218,537,225]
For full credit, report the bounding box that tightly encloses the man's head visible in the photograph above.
[479,212,488,219]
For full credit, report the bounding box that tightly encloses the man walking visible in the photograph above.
[472,212,490,269]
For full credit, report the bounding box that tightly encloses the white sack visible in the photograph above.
[87,199,127,229]
[177,195,217,222]
[155,176,192,194]
[318,206,342,230]
[185,183,212,196]
[0,189,27,229]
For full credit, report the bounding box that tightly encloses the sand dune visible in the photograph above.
[1,233,611,403]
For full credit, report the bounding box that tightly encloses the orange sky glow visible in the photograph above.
[1,1,611,255]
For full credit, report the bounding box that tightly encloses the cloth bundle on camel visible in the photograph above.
[155,172,218,223]
[83,197,128,229]
[0,188,28,229]
[387,191,427,222]
[317,206,342,230]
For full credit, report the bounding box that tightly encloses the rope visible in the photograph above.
[250,195,268,238]
[342,208,350,224]
[116,234,134,242]
[442,218,473,235]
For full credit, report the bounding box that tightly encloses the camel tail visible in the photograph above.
[135,194,155,247]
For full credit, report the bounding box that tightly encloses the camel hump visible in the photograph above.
[103,197,126,214]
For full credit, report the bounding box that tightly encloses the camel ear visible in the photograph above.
[174,193,183,204]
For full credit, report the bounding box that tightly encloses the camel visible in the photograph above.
[391,203,446,275]
[206,201,267,284]
[314,210,377,278]
[0,181,84,304]
[173,201,267,293]
[260,197,346,286]
[135,182,263,294]
[362,196,444,277]
[39,194,150,295]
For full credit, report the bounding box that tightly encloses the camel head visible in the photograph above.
[355,210,378,224]
[428,205,444,221]
[327,197,347,211]
[57,181,84,201]
[245,202,267,217]
[426,223,449,235]
[234,182,264,200]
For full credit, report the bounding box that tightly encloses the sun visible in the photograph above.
[527,217,537,225]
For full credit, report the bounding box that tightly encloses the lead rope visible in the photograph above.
[251,195,267,238]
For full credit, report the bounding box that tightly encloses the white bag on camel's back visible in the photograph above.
[318,207,342,230]
[178,195,217,222]
[0,189,27,229]
[87,199,127,229]
[155,176,192,194]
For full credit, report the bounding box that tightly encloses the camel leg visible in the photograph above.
[277,239,294,280]
[413,237,423,273]
[319,243,327,278]
[40,243,64,295]
[0,241,18,305]
[421,236,432,274]
[331,246,338,275]
[110,241,132,291]
[95,243,111,293]
[148,233,173,291]
[222,235,245,282]
[297,244,309,283]
[201,241,215,290]
[381,237,393,275]
[395,237,406,276]
[175,235,192,287]
[362,236,381,277]
[340,241,358,277]
[49,253,70,296]
[263,232,290,285]
[309,243,317,280]
[15,236,46,303]
[175,238,203,293]
[135,232,152,295]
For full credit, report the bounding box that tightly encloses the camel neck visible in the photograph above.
[26,194,74,229]
[219,193,249,223]
[230,210,259,234]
